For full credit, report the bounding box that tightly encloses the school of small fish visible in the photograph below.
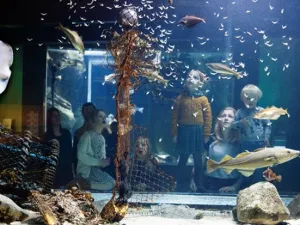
[33,0,293,150]
[27,0,291,92]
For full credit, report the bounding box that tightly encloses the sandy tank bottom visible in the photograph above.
[2,210,300,225]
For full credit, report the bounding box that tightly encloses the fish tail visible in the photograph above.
[56,22,63,30]
[236,72,243,79]
[206,159,219,173]
[285,109,290,118]
[276,175,282,182]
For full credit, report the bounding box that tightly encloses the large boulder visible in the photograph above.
[287,194,300,219]
[237,182,290,225]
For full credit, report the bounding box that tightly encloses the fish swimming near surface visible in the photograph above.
[178,15,206,28]
[206,63,243,79]
[0,194,40,223]
[56,23,85,54]
[253,106,290,120]
[207,147,300,177]
[263,167,282,182]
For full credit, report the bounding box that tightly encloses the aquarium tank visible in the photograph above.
[1,0,300,224]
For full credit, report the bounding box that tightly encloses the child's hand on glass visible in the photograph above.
[219,185,237,193]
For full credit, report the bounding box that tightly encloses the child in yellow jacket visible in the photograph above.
[171,69,212,192]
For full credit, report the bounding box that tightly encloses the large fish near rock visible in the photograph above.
[207,147,300,177]
[206,63,243,79]
[178,15,206,28]
[0,194,39,223]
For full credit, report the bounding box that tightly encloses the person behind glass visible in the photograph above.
[231,84,271,183]
[73,102,96,174]
[203,107,243,193]
[44,107,74,189]
[128,136,173,192]
[77,109,115,191]
[171,69,212,192]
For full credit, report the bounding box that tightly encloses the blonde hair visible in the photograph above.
[240,84,262,101]
[214,107,240,143]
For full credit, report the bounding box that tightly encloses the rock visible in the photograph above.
[287,194,300,219]
[237,182,290,225]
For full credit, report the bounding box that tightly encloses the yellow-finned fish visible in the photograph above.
[56,23,85,54]
[253,106,290,120]
[206,63,243,79]
[207,147,300,177]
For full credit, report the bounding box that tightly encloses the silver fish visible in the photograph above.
[206,63,243,79]
[0,194,39,223]
[207,147,300,177]
[178,15,206,28]
[56,23,85,54]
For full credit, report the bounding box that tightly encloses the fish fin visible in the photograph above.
[238,169,255,177]
[264,157,275,162]
[223,168,234,174]
[276,175,282,182]
[220,155,233,163]
[206,159,219,173]
[235,152,251,158]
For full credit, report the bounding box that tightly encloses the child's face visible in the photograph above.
[135,138,148,160]
[94,111,106,125]
[185,71,202,91]
[242,92,258,108]
[220,109,234,127]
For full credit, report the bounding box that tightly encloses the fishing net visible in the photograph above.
[126,127,176,205]
[0,125,59,201]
